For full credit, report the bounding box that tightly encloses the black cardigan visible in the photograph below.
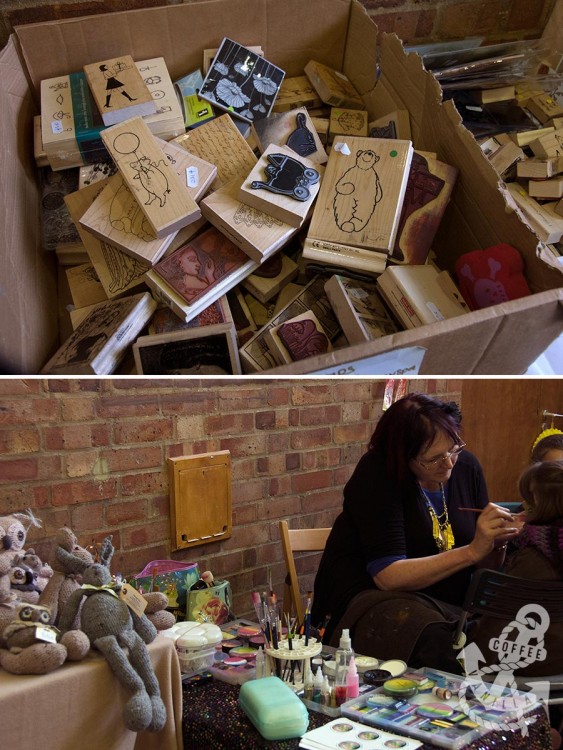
[311,449,489,641]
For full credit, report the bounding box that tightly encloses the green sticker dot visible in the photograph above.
[390,150,398,157]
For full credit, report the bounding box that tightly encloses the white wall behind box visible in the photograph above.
[0,0,561,374]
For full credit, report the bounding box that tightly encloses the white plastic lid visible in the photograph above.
[173,621,222,649]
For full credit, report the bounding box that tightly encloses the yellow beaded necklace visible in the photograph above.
[420,482,455,552]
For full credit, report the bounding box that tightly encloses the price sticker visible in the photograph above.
[51,121,64,134]
[186,166,199,188]
[35,625,57,643]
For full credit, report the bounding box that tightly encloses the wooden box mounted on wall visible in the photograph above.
[168,450,232,551]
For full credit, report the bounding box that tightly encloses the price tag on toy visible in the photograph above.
[119,583,148,617]
[35,625,57,643]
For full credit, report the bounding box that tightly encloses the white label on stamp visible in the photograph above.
[426,302,445,321]
[186,166,199,188]
[51,121,64,135]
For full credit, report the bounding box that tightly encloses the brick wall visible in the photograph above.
[0,377,462,620]
[0,0,556,53]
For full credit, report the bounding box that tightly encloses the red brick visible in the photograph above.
[291,470,333,493]
[106,499,148,525]
[291,384,332,405]
[113,418,174,445]
[298,404,342,426]
[0,398,58,425]
[255,410,276,430]
[225,523,270,550]
[0,457,38,481]
[104,446,163,472]
[0,428,40,454]
[268,475,292,497]
[97,395,161,419]
[122,518,170,548]
[301,488,343,515]
[286,453,301,471]
[0,485,50,515]
[263,495,301,519]
[267,387,290,406]
[206,412,254,435]
[219,434,268,458]
[218,387,271,411]
[334,422,371,445]
[269,432,289,453]
[44,424,110,451]
[438,1,506,39]
[70,502,105,533]
[46,380,72,392]
[211,550,244,578]
[160,392,215,415]
[121,471,167,497]
[507,0,550,31]
[115,544,171,578]
[232,479,265,504]
[334,381,377,403]
[233,504,258,526]
[64,451,101,479]
[289,408,299,427]
[0,380,42,395]
[52,478,117,506]
[290,427,332,450]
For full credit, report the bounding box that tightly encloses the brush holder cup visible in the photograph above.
[265,636,322,689]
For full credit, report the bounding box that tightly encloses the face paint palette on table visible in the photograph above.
[299,717,422,750]
[340,667,543,750]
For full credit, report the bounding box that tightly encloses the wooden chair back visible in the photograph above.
[279,519,330,627]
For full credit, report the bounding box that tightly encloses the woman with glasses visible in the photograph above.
[311,392,519,670]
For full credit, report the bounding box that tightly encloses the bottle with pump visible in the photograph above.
[334,628,354,706]
[345,655,360,700]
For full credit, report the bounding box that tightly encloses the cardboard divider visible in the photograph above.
[1,0,562,373]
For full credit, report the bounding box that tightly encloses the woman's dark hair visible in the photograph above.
[518,459,563,523]
[368,393,462,487]
[531,433,563,462]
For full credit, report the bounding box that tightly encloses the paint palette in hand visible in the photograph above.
[198,38,285,123]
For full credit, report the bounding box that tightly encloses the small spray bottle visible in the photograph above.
[345,655,360,700]
[334,628,354,706]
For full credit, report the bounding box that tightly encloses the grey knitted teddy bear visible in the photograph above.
[58,535,166,733]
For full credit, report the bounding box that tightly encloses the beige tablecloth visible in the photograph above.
[0,634,183,750]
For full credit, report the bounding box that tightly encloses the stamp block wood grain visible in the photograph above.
[84,55,156,126]
[101,116,200,238]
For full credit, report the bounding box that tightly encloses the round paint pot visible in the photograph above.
[230,646,257,660]
[363,668,392,687]
[354,656,379,673]
[221,638,242,653]
[382,677,419,698]
[237,626,261,639]
[379,659,407,677]
[223,657,248,667]
[416,702,454,719]
[249,635,265,648]
[366,693,396,708]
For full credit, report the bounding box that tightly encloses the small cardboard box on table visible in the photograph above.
[1,0,562,374]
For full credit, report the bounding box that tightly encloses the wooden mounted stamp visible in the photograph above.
[64,179,150,300]
[133,322,241,375]
[66,263,108,309]
[80,138,215,263]
[271,75,322,113]
[172,113,257,190]
[83,55,156,126]
[506,182,563,243]
[241,252,299,304]
[252,107,328,166]
[203,45,263,75]
[199,38,284,123]
[329,108,368,143]
[526,93,563,125]
[101,116,200,238]
[201,175,299,263]
[145,226,258,323]
[239,144,323,227]
[135,57,185,140]
[487,141,525,177]
[307,136,414,255]
[510,125,554,149]
[516,156,563,180]
[528,175,563,200]
[41,292,157,375]
[324,274,398,344]
[390,152,459,265]
[265,309,332,365]
[368,110,411,141]
[304,60,363,109]
[529,126,563,159]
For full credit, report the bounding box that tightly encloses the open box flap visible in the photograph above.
[0,36,57,374]
[269,289,563,375]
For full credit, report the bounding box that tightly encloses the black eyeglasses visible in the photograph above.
[416,443,466,469]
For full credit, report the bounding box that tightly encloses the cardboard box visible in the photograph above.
[1,0,562,374]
